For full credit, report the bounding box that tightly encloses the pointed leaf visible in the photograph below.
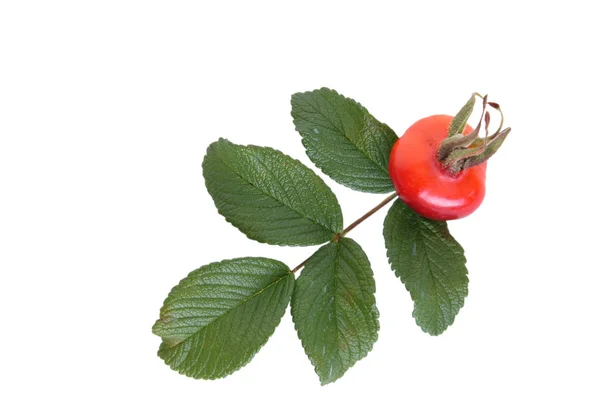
[383,200,468,335]
[153,257,295,379]
[291,88,397,193]
[203,138,343,246]
[463,127,511,169]
[448,93,477,137]
[291,238,379,384]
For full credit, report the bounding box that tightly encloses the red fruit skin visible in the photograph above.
[388,114,486,220]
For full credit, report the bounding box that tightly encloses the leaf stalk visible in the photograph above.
[291,193,397,273]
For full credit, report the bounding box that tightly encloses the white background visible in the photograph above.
[1,1,599,399]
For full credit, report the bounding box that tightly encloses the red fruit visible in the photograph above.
[388,115,486,220]
[388,94,511,221]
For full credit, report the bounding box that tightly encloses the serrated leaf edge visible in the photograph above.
[153,258,295,379]
[291,87,395,194]
[291,239,379,385]
[202,138,343,246]
[383,200,468,336]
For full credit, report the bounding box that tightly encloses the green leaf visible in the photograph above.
[448,93,477,137]
[291,238,379,384]
[152,257,295,380]
[291,88,398,193]
[202,138,343,246]
[383,200,468,335]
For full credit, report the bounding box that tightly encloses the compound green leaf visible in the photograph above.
[152,257,295,379]
[383,200,468,335]
[203,138,343,246]
[291,238,379,384]
[291,88,397,193]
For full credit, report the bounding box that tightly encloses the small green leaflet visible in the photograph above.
[291,238,379,385]
[447,93,476,137]
[203,138,343,246]
[383,200,468,335]
[291,88,398,194]
[152,257,295,379]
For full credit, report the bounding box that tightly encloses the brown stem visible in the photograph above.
[291,256,311,274]
[339,192,397,238]
[291,193,397,274]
